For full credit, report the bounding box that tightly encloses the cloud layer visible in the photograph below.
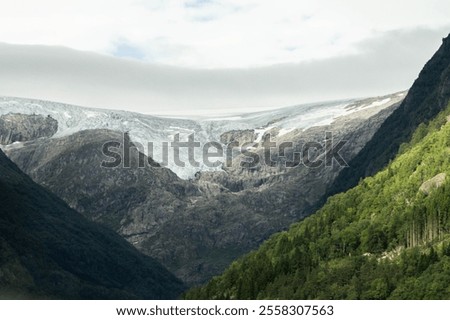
[0,28,448,116]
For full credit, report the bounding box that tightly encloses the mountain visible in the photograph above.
[0,148,185,299]
[3,129,198,232]
[184,35,450,300]
[1,94,402,285]
[328,34,450,196]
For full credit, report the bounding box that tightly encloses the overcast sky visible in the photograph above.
[0,0,449,115]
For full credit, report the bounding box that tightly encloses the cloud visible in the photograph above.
[0,27,448,116]
[0,0,449,68]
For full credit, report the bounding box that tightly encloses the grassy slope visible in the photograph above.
[186,103,450,299]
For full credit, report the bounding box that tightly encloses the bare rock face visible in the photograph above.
[220,129,256,145]
[0,113,57,145]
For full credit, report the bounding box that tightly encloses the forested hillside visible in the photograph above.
[185,102,450,299]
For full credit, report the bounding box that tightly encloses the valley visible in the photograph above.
[0,92,403,285]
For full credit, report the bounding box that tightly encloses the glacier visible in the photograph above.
[0,92,405,179]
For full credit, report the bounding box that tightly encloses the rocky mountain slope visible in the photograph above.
[1,92,403,285]
[0,148,185,299]
[4,129,198,232]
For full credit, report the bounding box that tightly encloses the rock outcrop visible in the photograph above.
[419,173,446,195]
[0,113,57,145]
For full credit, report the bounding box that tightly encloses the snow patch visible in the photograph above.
[278,128,296,136]
[368,98,391,108]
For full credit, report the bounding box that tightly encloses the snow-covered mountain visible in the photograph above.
[0,92,405,178]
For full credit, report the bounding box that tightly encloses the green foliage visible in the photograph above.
[185,103,450,300]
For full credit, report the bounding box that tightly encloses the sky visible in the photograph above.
[0,0,449,115]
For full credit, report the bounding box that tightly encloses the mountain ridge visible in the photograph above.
[328,34,450,197]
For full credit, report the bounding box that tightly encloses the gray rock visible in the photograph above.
[0,113,57,145]
[419,173,446,195]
